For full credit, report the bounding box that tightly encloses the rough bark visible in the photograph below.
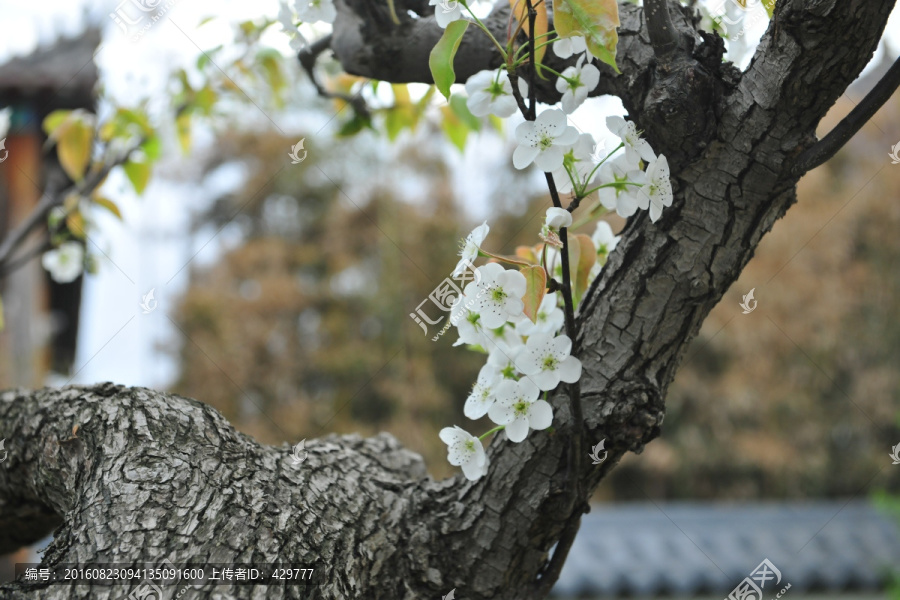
[1,0,896,598]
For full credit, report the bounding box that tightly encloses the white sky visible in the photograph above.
[1,0,898,389]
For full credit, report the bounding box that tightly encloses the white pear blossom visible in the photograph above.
[553,133,596,194]
[589,221,619,279]
[464,365,501,419]
[597,154,647,218]
[513,109,579,172]
[451,303,485,347]
[487,377,552,442]
[556,57,600,114]
[606,115,656,166]
[453,221,489,277]
[544,207,572,231]
[278,2,309,50]
[591,220,620,264]
[440,425,488,480]
[543,246,564,281]
[515,333,582,391]
[465,70,517,118]
[463,263,527,329]
[482,323,524,354]
[429,0,464,28]
[635,155,673,222]
[552,35,588,59]
[486,343,523,379]
[42,242,84,284]
[294,0,336,23]
[516,292,564,336]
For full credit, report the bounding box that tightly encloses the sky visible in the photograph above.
[1,0,898,390]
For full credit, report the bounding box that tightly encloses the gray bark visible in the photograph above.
[1,0,897,598]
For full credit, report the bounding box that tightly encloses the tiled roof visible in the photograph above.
[552,502,900,597]
[0,27,100,104]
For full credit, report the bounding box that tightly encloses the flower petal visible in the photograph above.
[558,355,582,383]
[505,417,529,442]
[528,400,553,430]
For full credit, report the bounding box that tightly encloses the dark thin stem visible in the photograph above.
[644,0,680,59]
[0,239,51,278]
[526,0,537,120]
[0,143,141,278]
[298,34,370,119]
[792,54,900,176]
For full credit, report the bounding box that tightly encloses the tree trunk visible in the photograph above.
[1,0,896,598]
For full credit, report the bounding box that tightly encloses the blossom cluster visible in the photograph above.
[440,216,620,480]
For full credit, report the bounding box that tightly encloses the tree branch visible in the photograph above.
[644,0,681,59]
[791,54,900,176]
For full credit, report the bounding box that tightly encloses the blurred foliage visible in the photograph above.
[172,89,900,495]
[170,129,551,475]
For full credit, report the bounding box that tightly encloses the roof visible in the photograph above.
[0,27,100,107]
[552,502,900,597]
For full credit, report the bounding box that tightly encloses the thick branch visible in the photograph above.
[791,54,900,176]
[644,0,681,58]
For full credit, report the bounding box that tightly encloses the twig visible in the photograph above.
[297,34,370,119]
[0,143,141,278]
[510,1,585,592]
[792,54,900,176]
[644,0,681,59]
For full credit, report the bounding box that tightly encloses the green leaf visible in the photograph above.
[572,234,597,305]
[123,158,151,195]
[763,0,776,18]
[553,0,620,73]
[51,112,94,182]
[429,20,469,100]
[92,195,123,220]
[42,110,71,137]
[439,105,469,151]
[521,266,548,324]
[176,112,192,154]
[449,94,481,131]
